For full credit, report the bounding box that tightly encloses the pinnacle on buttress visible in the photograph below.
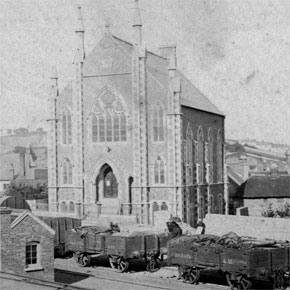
[105,17,111,33]
[75,6,85,33]
[132,0,142,45]
[50,66,58,79]
[132,0,142,27]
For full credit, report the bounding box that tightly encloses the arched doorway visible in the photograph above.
[95,164,119,214]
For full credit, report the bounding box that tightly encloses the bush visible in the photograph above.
[4,184,48,200]
[262,203,290,218]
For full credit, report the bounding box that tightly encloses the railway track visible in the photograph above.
[0,270,89,290]
[0,268,227,290]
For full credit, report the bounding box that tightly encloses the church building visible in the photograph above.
[47,1,226,227]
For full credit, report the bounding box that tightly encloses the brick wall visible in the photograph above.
[0,208,12,271]
[0,210,54,281]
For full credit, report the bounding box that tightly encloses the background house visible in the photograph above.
[0,128,48,191]
[242,168,290,216]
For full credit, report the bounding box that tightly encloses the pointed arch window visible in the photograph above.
[209,194,214,213]
[197,126,204,184]
[154,156,165,184]
[199,196,205,219]
[186,126,194,184]
[218,193,223,214]
[153,105,164,142]
[62,108,72,145]
[207,128,214,184]
[217,130,223,182]
[62,159,73,185]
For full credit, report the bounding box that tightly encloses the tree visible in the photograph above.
[5,184,48,200]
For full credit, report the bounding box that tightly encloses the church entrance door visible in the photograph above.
[96,164,119,214]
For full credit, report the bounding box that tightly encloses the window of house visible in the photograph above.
[63,159,73,185]
[154,157,165,184]
[25,241,42,271]
[217,130,223,183]
[153,105,164,142]
[62,108,72,145]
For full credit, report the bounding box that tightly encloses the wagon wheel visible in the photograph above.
[237,275,252,290]
[226,273,252,290]
[73,252,81,264]
[78,253,91,267]
[273,270,288,290]
[146,256,161,273]
[109,256,129,273]
[179,266,200,284]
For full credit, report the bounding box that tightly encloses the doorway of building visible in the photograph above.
[96,164,119,214]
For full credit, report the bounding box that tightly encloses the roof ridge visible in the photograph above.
[11,210,55,235]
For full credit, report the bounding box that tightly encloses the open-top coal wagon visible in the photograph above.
[167,233,290,290]
[65,226,172,273]
[105,233,170,273]
[39,216,82,257]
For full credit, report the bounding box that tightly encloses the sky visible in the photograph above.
[0,0,289,145]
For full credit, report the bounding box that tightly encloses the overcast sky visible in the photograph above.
[0,0,289,145]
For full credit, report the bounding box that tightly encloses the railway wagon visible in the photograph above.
[220,246,290,290]
[167,235,290,290]
[65,229,111,267]
[65,228,172,273]
[105,233,171,272]
[39,216,82,257]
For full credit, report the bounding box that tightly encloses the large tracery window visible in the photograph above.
[90,91,127,143]
[217,130,223,182]
[153,104,164,142]
[62,108,72,145]
[62,158,73,185]
[154,156,165,184]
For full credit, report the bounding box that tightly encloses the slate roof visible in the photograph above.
[244,172,290,198]
[227,166,244,186]
[82,33,224,116]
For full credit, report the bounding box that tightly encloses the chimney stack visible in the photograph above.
[9,164,14,180]
[159,45,177,78]
[285,149,290,165]
[0,207,12,236]
[158,44,176,60]
[239,154,249,180]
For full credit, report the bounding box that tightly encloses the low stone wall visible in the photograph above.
[204,213,290,241]
[244,198,290,216]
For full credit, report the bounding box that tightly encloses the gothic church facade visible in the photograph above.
[47,3,226,226]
